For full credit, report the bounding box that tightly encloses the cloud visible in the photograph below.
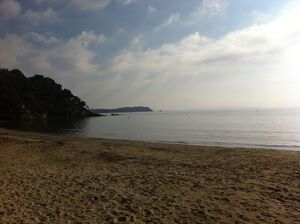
[32,0,110,11]
[153,0,228,32]
[1,1,300,108]
[23,8,61,25]
[93,1,300,108]
[201,0,228,16]
[183,0,228,25]
[0,0,22,20]
[29,32,107,96]
[128,34,144,50]
[119,0,136,5]
[0,34,30,68]
[153,13,180,32]
[0,31,106,100]
[24,32,60,45]
[74,31,107,46]
[69,0,110,11]
[0,1,61,26]
[147,5,157,15]
[25,31,106,75]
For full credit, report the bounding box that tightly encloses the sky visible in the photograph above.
[0,0,300,110]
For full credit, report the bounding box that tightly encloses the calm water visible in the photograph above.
[1,109,300,150]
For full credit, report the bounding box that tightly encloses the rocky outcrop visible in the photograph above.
[91,106,153,114]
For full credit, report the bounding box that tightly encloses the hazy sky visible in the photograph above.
[1,0,300,109]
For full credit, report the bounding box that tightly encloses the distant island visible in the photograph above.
[91,106,153,114]
[0,68,100,120]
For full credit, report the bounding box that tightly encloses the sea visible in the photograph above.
[1,109,300,150]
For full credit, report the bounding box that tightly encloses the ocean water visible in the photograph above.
[1,109,300,150]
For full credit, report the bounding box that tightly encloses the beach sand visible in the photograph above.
[0,128,300,223]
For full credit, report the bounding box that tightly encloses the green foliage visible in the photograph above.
[0,68,92,119]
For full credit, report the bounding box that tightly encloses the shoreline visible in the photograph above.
[1,127,299,152]
[1,127,300,223]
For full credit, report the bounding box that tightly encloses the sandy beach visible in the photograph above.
[0,128,300,223]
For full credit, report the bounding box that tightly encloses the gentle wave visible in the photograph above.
[152,139,300,150]
[2,109,300,151]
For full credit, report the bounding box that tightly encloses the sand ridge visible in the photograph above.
[0,128,300,223]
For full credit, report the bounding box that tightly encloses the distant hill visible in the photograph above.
[91,106,153,114]
[0,68,100,120]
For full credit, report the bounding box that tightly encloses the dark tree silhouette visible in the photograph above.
[0,68,99,120]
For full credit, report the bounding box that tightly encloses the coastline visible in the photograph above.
[2,125,299,151]
[1,128,300,223]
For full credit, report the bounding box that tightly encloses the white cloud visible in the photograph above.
[184,0,228,25]
[0,34,30,68]
[74,31,107,46]
[1,1,300,108]
[94,1,300,108]
[119,0,136,5]
[32,0,110,11]
[24,32,60,45]
[28,32,107,96]
[69,0,110,11]
[147,5,156,15]
[202,0,228,16]
[0,31,106,100]
[23,8,60,25]
[154,13,180,32]
[128,34,144,50]
[0,0,22,20]
[153,0,228,32]
[25,31,106,76]
[0,1,61,26]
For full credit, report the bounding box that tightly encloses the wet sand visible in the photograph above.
[0,128,300,223]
